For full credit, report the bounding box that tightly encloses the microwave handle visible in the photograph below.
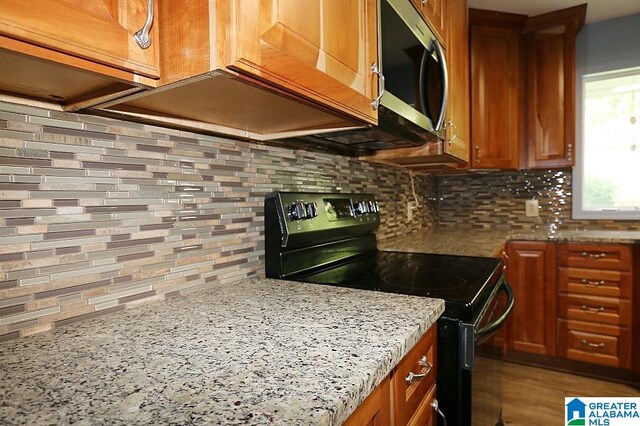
[432,38,448,131]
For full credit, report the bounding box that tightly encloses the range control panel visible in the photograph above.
[266,192,381,243]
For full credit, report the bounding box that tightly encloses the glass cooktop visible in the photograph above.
[289,250,503,322]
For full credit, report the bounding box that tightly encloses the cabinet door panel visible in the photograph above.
[229,0,377,124]
[506,241,556,355]
[445,0,470,163]
[0,0,159,78]
[471,25,520,169]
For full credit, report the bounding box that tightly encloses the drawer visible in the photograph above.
[393,325,437,426]
[557,267,632,299]
[557,294,631,326]
[557,243,632,271]
[557,319,632,369]
[407,383,437,426]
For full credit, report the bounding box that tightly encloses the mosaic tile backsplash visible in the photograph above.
[437,169,640,232]
[0,102,437,341]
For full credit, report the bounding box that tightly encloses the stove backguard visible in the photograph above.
[265,192,380,278]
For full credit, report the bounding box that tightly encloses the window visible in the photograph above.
[573,67,640,219]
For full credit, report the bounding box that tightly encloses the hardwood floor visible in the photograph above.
[496,359,640,425]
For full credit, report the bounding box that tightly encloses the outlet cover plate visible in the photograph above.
[525,199,539,217]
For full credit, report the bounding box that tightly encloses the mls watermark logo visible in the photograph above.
[566,397,640,425]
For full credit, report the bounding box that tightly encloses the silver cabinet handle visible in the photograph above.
[432,398,447,426]
[405,356,432,384]
[567,143,573,162]
[581,305,605,313]
[134,0,154,49]
[371,62,385,110]
[580,278,604,287]
[444,120,457,146]
[421,0,428,5]
[580,251,607,259]
[581,339,605,349]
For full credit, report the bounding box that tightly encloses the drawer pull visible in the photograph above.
[405,356,433,384]
[432,398,448,426]
[580,251,607,259]
[581,305,605,313]
[580,339,605,349]
[580,278,604,287]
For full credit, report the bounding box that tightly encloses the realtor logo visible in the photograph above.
[566,398,587,425]
[565,397,640,425]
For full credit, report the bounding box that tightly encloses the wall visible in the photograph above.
[437,169,640,232]
[0,101,437,341]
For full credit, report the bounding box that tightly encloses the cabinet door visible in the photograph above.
[0,0,159,78]
[506,241,557,356]
[525,29,575,168]
[343,376,391,426]
[412,0,446,46]
[470,25,520,169]
[524,6,584,169]
[444,0,470,163]
[227,0,378,125]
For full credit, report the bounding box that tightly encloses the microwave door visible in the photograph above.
[419,38,449,132]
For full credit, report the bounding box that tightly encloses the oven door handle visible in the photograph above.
[475,280,515,343]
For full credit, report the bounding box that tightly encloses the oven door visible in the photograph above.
[468,278,515,426]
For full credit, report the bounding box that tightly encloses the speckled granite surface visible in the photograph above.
[0,278,443,426]
[379,228,640,258]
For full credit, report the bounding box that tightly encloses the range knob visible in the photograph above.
[368,200,379,213]
[305,202,318,218]
[288,202,307,220]
[354,201,369,215]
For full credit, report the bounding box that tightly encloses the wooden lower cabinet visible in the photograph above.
[506,241,557,356]
[345,325,438,426]
[505,240,637,377]
[343,377,391,426]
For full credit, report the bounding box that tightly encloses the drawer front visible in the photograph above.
[407,383,436,426]
[557,267,632,299]
[393,326,437,426]
[557,294,631,326]
[557,319,631,369]
[557,243,632,271]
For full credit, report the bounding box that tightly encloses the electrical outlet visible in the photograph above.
[407,201,417,221]
[525,199,539,217]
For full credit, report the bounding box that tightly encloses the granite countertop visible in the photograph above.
[379,228,640,258]
[0,278,444,426]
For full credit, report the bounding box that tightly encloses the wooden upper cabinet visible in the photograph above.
[523,5,586,169]
[412,0,446,47]
[0,0,159,79]
[470,11,526,169]
[445,0,470,164]
[506,241,557,356]
[227,0,378,125]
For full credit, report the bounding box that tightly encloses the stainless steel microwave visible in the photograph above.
[281,0,449,153]
[374,0,448,144]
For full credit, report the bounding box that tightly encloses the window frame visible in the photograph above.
[572,66,640,220]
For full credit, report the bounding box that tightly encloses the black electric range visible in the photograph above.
[290,249,503,322]
[264,192,514,426]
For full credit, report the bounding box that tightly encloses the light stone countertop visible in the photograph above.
[379,228,640,258]
[0,277,444,426]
